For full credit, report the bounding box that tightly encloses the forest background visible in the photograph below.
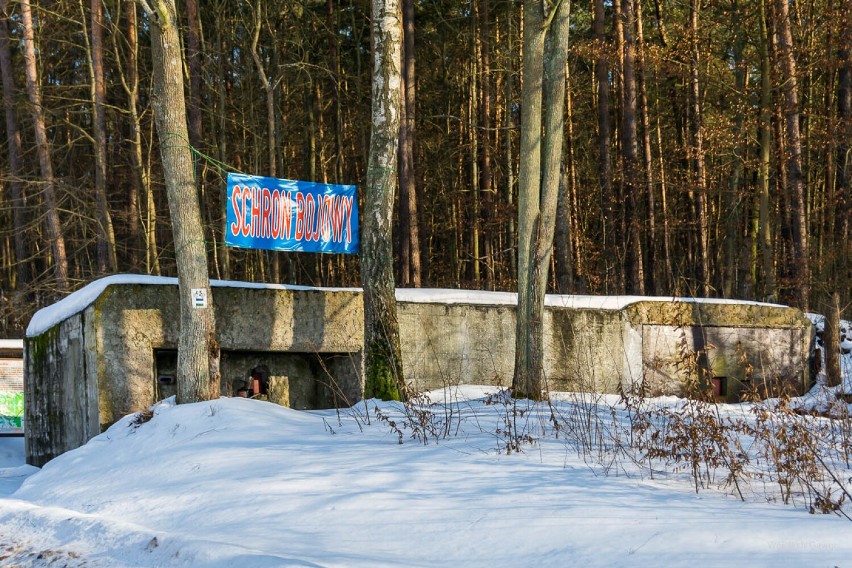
[0,0,849,337]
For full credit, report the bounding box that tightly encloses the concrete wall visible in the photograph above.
[626,301,813,401]
[24,314,100,467]
[24,280,814,465]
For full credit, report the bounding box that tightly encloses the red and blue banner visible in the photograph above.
[225,173,359,254]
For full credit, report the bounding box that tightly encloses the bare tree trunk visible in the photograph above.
[397,0,421,287]
[215,15,230,279]
[636,0,659,295]
[727,10,747,298]
[250,0,282,284]
[554,167,574,293]
[657,114,674,292]
[621,0,644,294]
[470,49,481,285]
[758,0,776,301]
[141,0,219,403]
[513,0,570,399]
[478,0,493,289]
[0,5,29,293]
[362,0,405,401]
[120,0,157,274]
[652,0,669,46]
[775,0,810,310]
[185,0,202,153]
[505,11,516,282]
[20,0,69,292]
[594,0,613,289]
[837,0,851,291]
[251,0,277,181]
[690,0,710,297]
[555,60,578,293]
[91,0,117,273]
[824,292,842,387]
[120,1,140,271]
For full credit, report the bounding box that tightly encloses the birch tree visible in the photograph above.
[361,0,405,400]
[513,0,571,399]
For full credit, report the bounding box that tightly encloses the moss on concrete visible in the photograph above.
[626,301,811,328]
[364,338,402,401]
[27,324,59,372]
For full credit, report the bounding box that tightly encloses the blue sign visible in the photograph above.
[225,173,359,254]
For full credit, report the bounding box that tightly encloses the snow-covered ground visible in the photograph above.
[1,386,852,567]
[4,307,851,566]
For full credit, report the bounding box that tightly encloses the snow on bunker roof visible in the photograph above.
[25,274,787,338]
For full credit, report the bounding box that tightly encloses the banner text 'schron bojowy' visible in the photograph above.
[225,172,359,254]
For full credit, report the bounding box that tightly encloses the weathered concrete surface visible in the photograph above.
[24,278,814,465]
[24,315,100,467]
[89,284,364,429]
[627,302,813,401]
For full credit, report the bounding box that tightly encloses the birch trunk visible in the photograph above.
[362,0,405,401]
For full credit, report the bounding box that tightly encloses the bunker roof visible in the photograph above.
[26,274,791,338]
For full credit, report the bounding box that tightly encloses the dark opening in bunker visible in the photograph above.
[154,349,361,409]
[711,376,728,398]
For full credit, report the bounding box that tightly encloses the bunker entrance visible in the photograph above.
[154,349,361,410]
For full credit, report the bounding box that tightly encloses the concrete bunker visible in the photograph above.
[154,349,360,409]
[24,275,814,466]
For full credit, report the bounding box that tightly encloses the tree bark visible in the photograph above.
[758,0,776,301]
[251,0,277,180]
[123,1,159,275]
[555,60,578,293]
[398,0,421,287]
[727,9,747,298]
[621,0,644,294]
[117,0,141,271]
[185,0,202,153]
[142,0,219,403]
[91,0,117,273]
[20,0,69,292]
[513,0,570,399]
[824,292,842,387]
[362,0,405,401]
[836,0,851,290]
[477,0,493,289]
[505,11,516,282]
[250,0,282,284]
[0,5,29,293]
[775,0,810,310]
[690,0,710,297]
[594,0,613,288]
[635,0,659,295]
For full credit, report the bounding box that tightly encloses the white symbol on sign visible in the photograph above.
[191,288,208,309]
